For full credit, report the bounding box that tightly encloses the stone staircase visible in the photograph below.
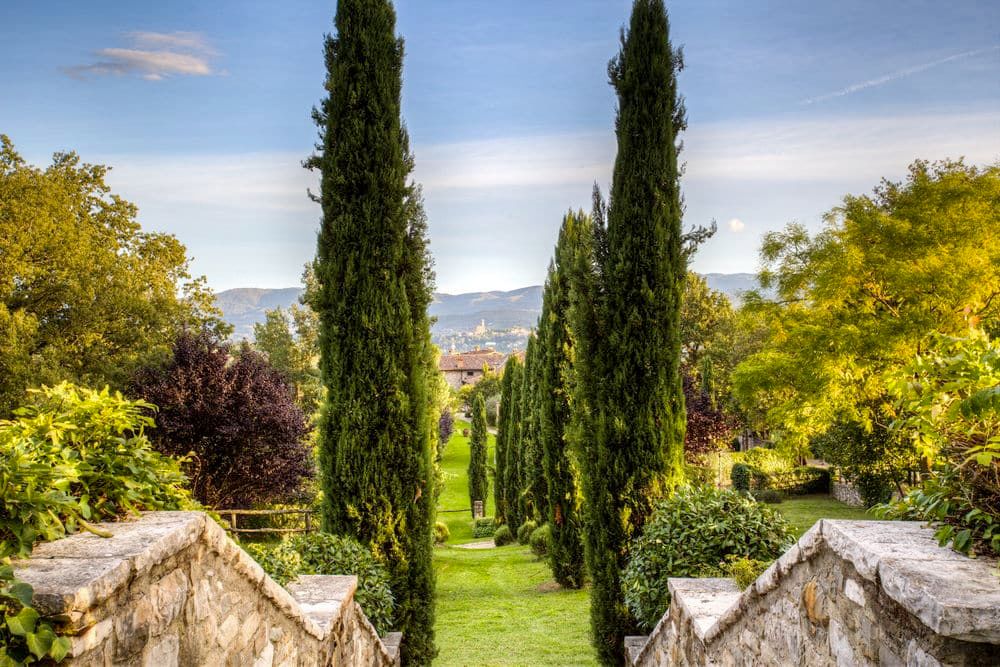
[626,520,1000,666]
[13,512,400,666]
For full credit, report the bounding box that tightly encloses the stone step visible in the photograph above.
[625,635,649,664]
[668,578,742,639]
[382,632,403,664]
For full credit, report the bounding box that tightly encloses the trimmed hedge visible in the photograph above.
[730,463,830,495]
[472,517,495,538]
[529,523,552,558]
[493,524,515,546]
[517,520,538,545]
[433,521,450,545]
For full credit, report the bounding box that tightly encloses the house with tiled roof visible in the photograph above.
[438,348,507,389]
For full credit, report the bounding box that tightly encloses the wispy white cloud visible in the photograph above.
[66,31,219,81]
[801,45,1000,105]
[728,218,745,232]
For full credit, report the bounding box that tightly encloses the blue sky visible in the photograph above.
[2,0,998,293]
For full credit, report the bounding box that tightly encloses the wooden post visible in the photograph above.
[305,511,312,534]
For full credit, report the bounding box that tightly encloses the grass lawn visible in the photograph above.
[434,419,596,665]
[777,494,873,538]
[437,419,496,544]
[434,545,596,666]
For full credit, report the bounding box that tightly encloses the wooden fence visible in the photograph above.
[218,508,316,536]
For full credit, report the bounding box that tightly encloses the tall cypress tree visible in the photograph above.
[524,333,548,521]
[538,212,587,589]
[503,359,524,531]
[311,1,436,662]
[572,2,688,663]
[468,392,489,516]
[517,334,538,523]
[494,356,517,524]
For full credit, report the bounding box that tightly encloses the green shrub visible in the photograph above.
[731,463,751,491]
[243,542,301,585]
[472,517,495,538]
[493,524,515,547]
[720,556,772,590]
[622,486,792,630]
[529,523,552,558]
[0,383,195,559]
[517,520,537,545]
[433,522,450,545]
[0,383,195,665]
[244,533,394,635]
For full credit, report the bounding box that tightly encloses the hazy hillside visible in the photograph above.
[215,274,759,345]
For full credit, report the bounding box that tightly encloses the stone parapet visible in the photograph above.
[13,512,399,666]
[629,520,1000,666]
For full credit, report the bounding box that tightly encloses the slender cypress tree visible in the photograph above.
[524,334,548,521]
[572,2,688,663]
[494,356,517,524]
[311,1,435,662]
[516,334,538,523]
[468,392,489,516]
[538,212,587,589]
[503,359,524,531]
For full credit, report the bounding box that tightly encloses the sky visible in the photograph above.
[2,0,999,294]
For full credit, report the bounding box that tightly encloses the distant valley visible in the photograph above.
[215,273,760,352]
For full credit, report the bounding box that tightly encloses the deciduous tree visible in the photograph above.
[0,136,227,417]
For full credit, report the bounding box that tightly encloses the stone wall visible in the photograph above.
[831,478,865,507]
[13,512,401,666]
[627,520,1000,666]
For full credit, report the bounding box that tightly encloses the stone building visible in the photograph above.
[438,348,507,389]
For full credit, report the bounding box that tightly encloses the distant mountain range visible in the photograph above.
[214,273,760,345]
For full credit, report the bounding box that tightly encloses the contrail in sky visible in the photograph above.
[802,45,1000,105]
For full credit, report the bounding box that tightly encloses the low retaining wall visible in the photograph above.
[13,512,400,666]
[831,479,865,507]
[628,520,1000,666]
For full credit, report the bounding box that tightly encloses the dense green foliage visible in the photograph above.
[434,522,450,545]
[568,2,688,660]
[733,160,1000,460]
[621,487,791,630]
[878,331,1000,556]
[310,1,436,660]
[536,212,586,589]
[0,383,195,666]
[494,358,517,525]
[0,383,194,559]
[244,533,395,634]
[468,394,489,514]
[0,136,227,418]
